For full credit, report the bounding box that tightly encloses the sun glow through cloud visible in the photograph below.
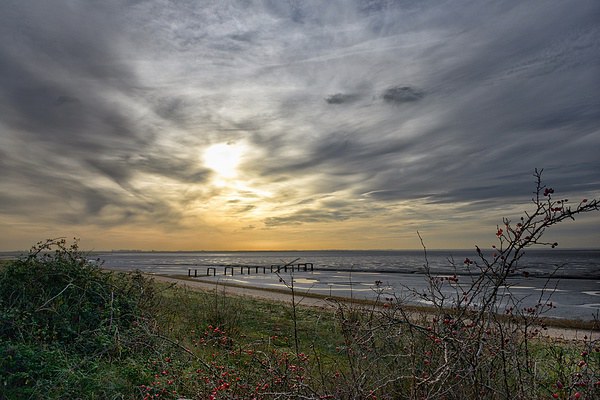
[0,1,598,251]
[203,142,246,179]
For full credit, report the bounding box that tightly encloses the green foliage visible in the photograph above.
[0,238,159,399]
[1,246,598,399]
[0,341,150,399]
[0,342,64,398]
[0,239,155,356]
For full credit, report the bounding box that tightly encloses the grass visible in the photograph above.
[137,279,358,398]
[152,279,345,358]
[1,237,599,399]
[166,273,600,332]
[2,262,599,399]
[130,276,600,399]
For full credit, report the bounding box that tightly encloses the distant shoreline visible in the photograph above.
[2,248,600,254]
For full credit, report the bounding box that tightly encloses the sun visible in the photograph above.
[202,142,245,179]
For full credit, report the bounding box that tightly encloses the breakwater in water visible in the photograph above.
[82,249,598,321]
[84,249,600,279]
[187,262,314,277]
[2,249,599,320]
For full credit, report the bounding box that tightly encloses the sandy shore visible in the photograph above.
[151,274,598,342]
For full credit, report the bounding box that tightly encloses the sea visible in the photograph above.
[3,249,599,320]
[82,249,600,279]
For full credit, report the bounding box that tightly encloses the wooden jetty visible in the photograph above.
[188,262,314,277]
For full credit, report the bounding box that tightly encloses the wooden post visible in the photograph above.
[194,269,198,277]
[224,266,233,276]
[188,269,191,277]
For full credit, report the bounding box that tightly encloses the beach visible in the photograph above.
[148,266,600,320]
[151,273,599,341]
[89,249,600,322]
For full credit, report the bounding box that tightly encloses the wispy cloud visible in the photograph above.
[0,0,598,250]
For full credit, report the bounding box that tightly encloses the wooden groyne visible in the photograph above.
[188,263,314,277]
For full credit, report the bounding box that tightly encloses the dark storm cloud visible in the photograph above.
[325,93,361,104]
[0,5,141,140]
[0,3,141,142]
[382,86,424,104]
[153,96,190,125]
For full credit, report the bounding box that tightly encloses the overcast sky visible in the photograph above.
[1,0,599,251]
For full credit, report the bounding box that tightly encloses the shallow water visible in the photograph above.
[195,269,600,321]
[3,249,598,320]
[87,249,600,279]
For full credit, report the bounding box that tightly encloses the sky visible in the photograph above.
[0,0,599,251]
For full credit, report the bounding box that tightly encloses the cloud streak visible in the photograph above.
[0,0,599,250]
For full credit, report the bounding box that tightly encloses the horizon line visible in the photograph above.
[2,247,599,254]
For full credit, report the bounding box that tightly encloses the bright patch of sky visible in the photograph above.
[0,0,598,250]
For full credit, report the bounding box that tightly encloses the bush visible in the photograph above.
[0,238,159,399]
[0,239,156,356]
[324,169,600,399]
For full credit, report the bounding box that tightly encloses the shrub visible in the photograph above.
[0,238,157,356]
[0,238,159,398]
[325,169,600,399]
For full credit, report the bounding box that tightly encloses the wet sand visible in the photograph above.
[151,274,599,342]
[170,268,600,320]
